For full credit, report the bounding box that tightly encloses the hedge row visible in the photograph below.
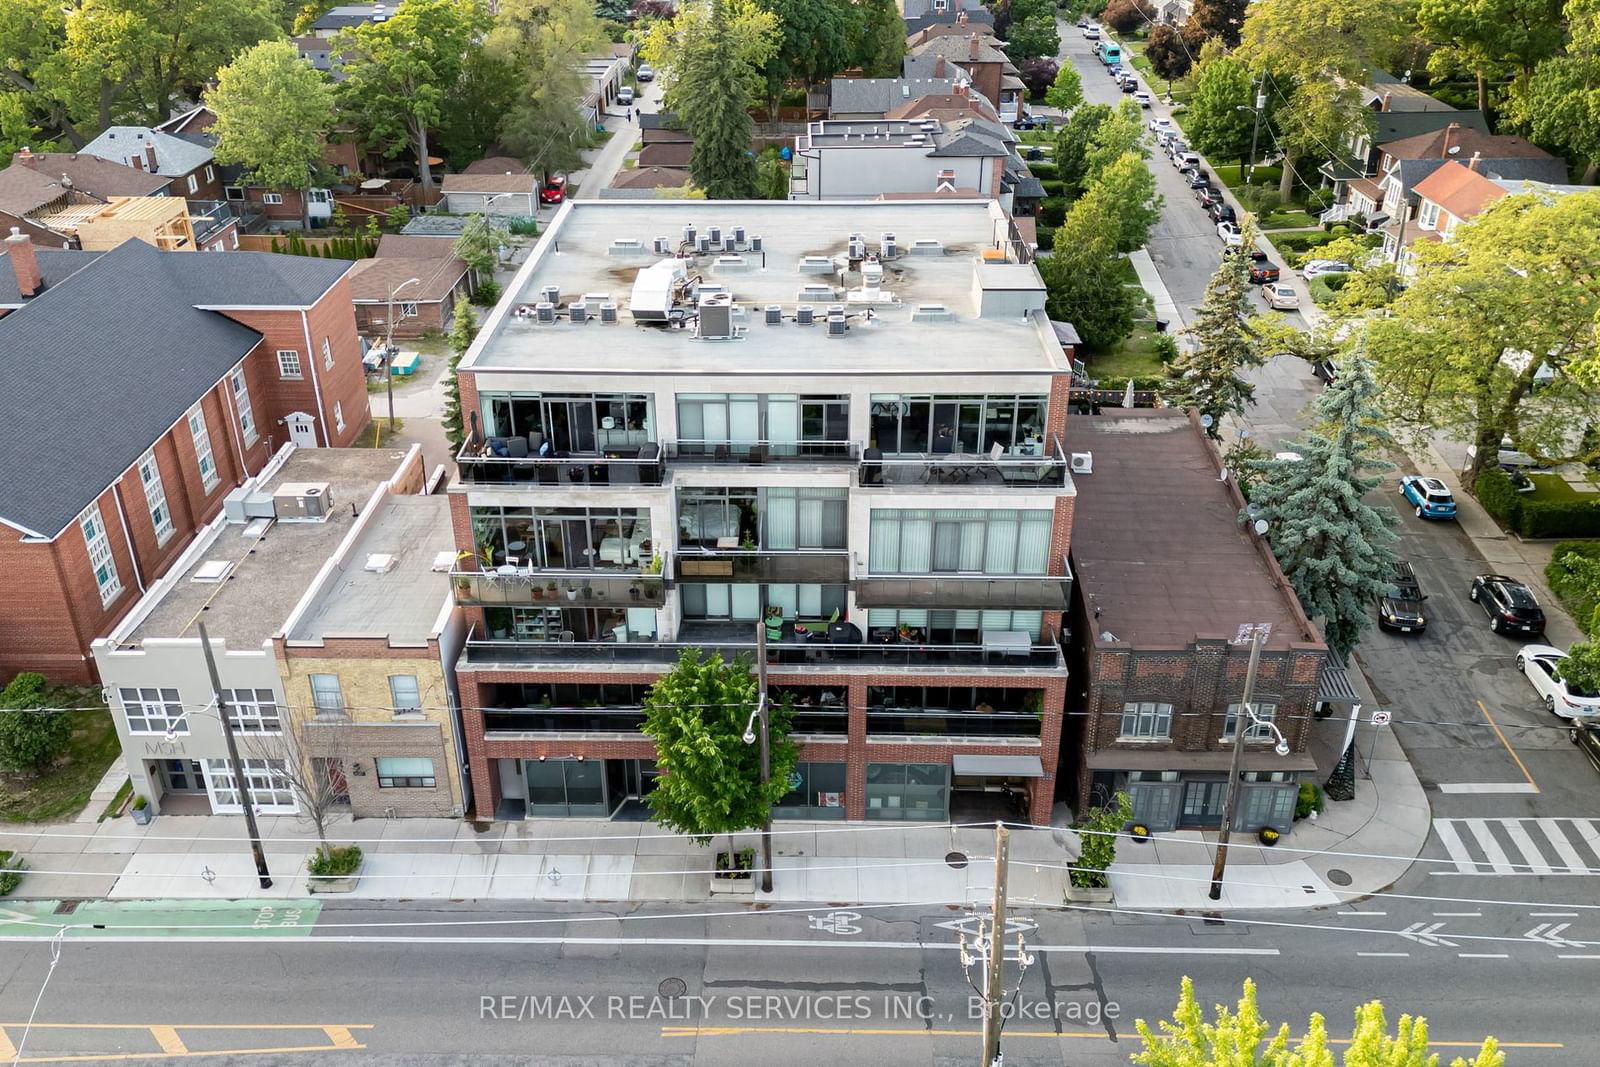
[1545,541,1600,635]
[1039,198,1067,227]
[1475,467,1600,538]
[1029,161,1058,181]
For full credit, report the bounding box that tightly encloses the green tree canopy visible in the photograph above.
[1038,191,1141,351]
[207,41,335,231]
[453,214,509,275]
[443,294,477,451]
[1238,0,1414,80]
[642,649,798,852]
[1084,98,1147,185]
[1163,217,1263,430]
[1045,63,1084,113]
[1183,44,1256,168]
[1143,24,1193,82]
[1245,350,1399,661]
[1418,0,1566,113]
[1095,150,1162,253]
[1053,102,1113,200]
[640,0,779,121]
[0,673,71,775]
[1503,0,1600,177]
[758,0,855,117]
[1004,12,1061,62]
[1185,0,1248,48]
[336,0,486,191]
[489,0,605,176]
[1368,190,1600,482]
[1134,977,1504,1067]
[1269,77,1366,199]
[850,0,907,77]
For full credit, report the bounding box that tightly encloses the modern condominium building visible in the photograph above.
[449,199,1077,824]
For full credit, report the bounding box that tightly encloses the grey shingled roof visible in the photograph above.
[1011,175,1045,199]
[0,249,101,305]
[1369,110,1489,148]
[0,240,351,537]
[77,127,215,179]
[828,78,957,116]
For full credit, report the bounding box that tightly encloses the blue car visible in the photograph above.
[1400,474,1457,520]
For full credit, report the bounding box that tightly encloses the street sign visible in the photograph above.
[1370,710,1392,727]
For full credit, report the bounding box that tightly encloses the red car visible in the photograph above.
[540,175,567,205]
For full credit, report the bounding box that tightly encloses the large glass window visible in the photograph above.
[388,675,422,714]
[221,689,281,733]
[676,394,849,455]
[869,509,1052,575]
[309,674,345,718]
[677,488,757,548]
[1223,702,1280,741]
[471,506,653,570]
[376,757,436,788]
[483,393,653,453]
[864,763,949,821]
[121,687,186,735]
[775,762,848,819]
[1119,702,1173,740]
[763,488,847,549]
[681,583,846,623]
[524,758,609,816]
[206,758,295,812]
[80,503,122,607]
[864,609,1043,643]
[230,368,257,445]
[187,405,219,493]
[869,686,1038,714]
[138,451,174,545]
[870,394,1047,455]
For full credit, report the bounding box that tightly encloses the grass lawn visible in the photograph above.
[354,417,405,448]
[1261,210,1319,229]
[1211,163,1286,191]
[1528,473,1595,499]
[1086,322,1167,379]
[0,691,121,823]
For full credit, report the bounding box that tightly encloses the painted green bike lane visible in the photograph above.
[0,898,322,938]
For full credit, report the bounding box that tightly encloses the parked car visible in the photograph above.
[539,175,567,205]
[1248,250,1280,284]
[1218,221,1244,246]
[618,86,635,106]
[1084,24,1101,39]
[1399,474,1457,519]
[1208,202,1237,225]
[1375,560,1428,633]
[1135,91,1152,108]
[1107,64,1123,78]
[1157,130,1177,149]
[1470,574,1547,636]
[1572,721,1600,775]
[1149,117,1173,135]
[1198,187,1224,210]
[1261,283,1298,309]
[1517,645,1600,717]
[635,63,655,81]
[1188,171,1211,191]
[1014,114,1051,131]
[1302,259,1352,280]
[1121,79,1138,94]
[1077,16,1090,27]
[1465,437,1544,470]
[1174,151,1200,171]
[1166,139,1188,159]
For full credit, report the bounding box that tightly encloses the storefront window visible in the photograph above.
[524,758,610,816]
[864,762,948,821]
[775,762,847,819]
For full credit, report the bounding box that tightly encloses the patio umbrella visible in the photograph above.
[1122,378,1136,408]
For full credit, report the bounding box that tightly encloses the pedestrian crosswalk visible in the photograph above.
[1433,818,1600,875]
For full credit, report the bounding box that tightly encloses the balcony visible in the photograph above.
[853,556,1073,610]
[451,564,667,609]
[675,548,850,585]
[456,441,664,486]
[482,706,646,735]
[865,710,1042,739]
[463,634,1065,671]
[859,437,1069,489]
[666,440,859,464]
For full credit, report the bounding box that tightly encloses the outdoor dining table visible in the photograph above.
[937,453,980,482]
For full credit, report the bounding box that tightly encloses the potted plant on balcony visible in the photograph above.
[1067,792,1132,903]
[545,579,558,598]
[645,555,663,575]
[566,584,579,601]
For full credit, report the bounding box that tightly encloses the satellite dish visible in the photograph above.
[1253,519,1270,536]
[1199,414,1214,428]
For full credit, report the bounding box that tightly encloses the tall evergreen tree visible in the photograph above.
[687,0,759,197]
[1163,218,1263,435]
[1245,350,1399,663]
[443,294,478,452]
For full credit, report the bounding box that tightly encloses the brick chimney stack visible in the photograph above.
[6,227,42,298]
[1381,91,1392,112]
[969,32,980,60]
[16,146,34,168]
[1467,151,1481,172]
[143,139,158,172]
[1441,122,1459,158]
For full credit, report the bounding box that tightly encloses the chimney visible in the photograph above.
[143,139,158,172]
[956,10,967,23]
[955,82,968,98]
[969,32,980,61]
[6,227,42,298]
[130,155,143,171]
[1381,91,1392,112]
[1441,122,1459,158]
[934,56,947,77]
[1467,151,1481,172]
[16,146,34,168]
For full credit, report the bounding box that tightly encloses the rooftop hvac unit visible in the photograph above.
[749,235,763,252]
[733,225,746,243]
[654,236,671,254]
[536,302,555,322]
[222,486,275,523]
[607,237,643,256]
[765,304,782,324]
[723,236,738,252]
[848,237,865,260]
[827,314,848,337]
[696,235,712,254]
[910,239,942,256]
[600,303,619,323]
[582,291,611,306]
[569,302,588,323]
[827,303,846,317]
[881,232,897,258]
[697,291,734,339]
[682,224,696,245]
[796,304,815,325]
[541,284,560,304]
[910,303,954,323]
[708,225,721,244]
[1070,452,1094,475]
[272,482,333,521]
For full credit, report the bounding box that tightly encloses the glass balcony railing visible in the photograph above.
[451,565,667,609]
[482,707,647,735]
[463,635,1065,671]
[667,440,859,464]
[865,710,1042,739]
[456,441,664,486]
[859,436,1070,489]
[674,548,850,584]
[853,556,1073,610]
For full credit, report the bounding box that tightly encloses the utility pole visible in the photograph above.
[197,622,272,889]
[1246,77,1266,186]
[1209,624,1268,900]
[753,588,774,893]
[980,822,1011,1067]
[384,276,421,432]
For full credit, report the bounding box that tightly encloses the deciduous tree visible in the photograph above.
[1084,99,1147,188]
[0,673,71,775]
[1270,78,1366,200]
[1367,190,1600,484]
[1418,0,1565,114]
[1143,24,1192,82]
[1094,150,1162,252]
[1101,0,1155,35]
[1044,62,1084,112]
[641,650,798,859]
[1052,102,1113,200]
[490,0,606,177]
[1004,12,1061,62]
[1037,191,1141,351]
[1245,351,1399,662]
[1238,0,1413,81]
[207,41,335,232]
[1163,218,1262,434]
[1134,977,1504,1067]
[1019,57,1059,99]
[1182,45,1255,167]
[758,0,855,119]
[850,0,907,77]
[1183,0,1247,49]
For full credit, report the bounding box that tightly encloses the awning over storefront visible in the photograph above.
[952,754,1044,777]
[1318,665,1361,705]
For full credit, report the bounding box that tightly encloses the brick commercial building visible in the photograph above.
[0,235,372,683]
[1065,410,1329,833]
[450,199,1076,824]
[90,446,467,819]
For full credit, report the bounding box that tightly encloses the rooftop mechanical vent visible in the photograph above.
[607,237,645,257]
[191,560,232,584]
[799,255,834,275]
[910,303,955,323]
[796,304,815,325]
[910,239,943,256]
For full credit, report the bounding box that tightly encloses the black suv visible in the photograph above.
[1470,574,1547,636]
[1209,202,1237,225]
[1573,721,1600,775]
[1376,561,1427,633]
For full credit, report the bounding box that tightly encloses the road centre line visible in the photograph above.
[1532,912,1580,917]
[1355,952,1409,957]
[1433,912,1480,917]
[1477,700,1539,792]
[1437,783,1539,794]
[1458,953,1509,959]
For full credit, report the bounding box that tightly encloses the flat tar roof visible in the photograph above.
[288,494,452,645]
[1068,411,1311,650]
[129,449,413,647]
[464,200,1064,378]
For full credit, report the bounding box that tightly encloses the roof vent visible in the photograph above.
[796,304,815,325]
[765,304,782,324]
[715,254,750,273]
[364,553,398,573]
[697,291,735,340]
[798,283,835,301]
[600,302,619,323]
[911,303,955,323]
[569,301,588,323]
[910,239,943,256]
[191,560,232,584]
[536,301,555,323]
[799,255,833,275]
[582,291,611,306]
[607,237,645,257]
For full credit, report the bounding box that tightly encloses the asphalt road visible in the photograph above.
[0,896,1590,1065]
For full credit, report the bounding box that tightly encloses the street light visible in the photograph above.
[1236,78,1267,185]
[384,276,421,432]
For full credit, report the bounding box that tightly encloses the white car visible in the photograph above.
[1302,259,1352,280]
[1174,151,1200,172]
[1149,117,1172,135]
[1084,25,1101,39]
[1517,645,1600,718]
[1135,91,1152,108]
[1262,283,1299,309]
[618,86,635,106]
[1218,221,1243,246]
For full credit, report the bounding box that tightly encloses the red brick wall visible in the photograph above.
[354,299,447,339]
[0,530,97,683]
[1046,374,1072,439]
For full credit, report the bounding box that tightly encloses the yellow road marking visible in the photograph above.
[1478,699,1539,791]
[0,1025,18,1059]
[322,1026,361,1049]
[0,1024,374,1031]
[148,1027,187,1054]
[661,1025,1561,1050]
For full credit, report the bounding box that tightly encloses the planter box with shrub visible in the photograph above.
[0,850,26,896]
[130,795,152,825]
[709,847,757,896]
[307,844,364,894]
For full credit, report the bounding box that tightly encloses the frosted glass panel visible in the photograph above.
[766,493,798,549]
[798,584,822,616]
[730,398,760,442]
[768,584,797,616]
[768,399,799,445]
[705,584,730,616]
[628,608,658,637]
[732,585,761,619]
